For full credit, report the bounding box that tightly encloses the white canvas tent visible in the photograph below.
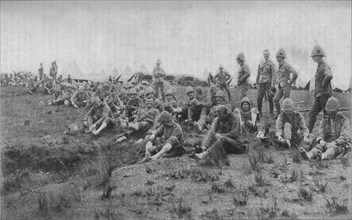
[120,66,134,82]
[295,76,306,88]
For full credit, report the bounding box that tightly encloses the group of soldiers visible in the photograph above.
[3,45,351,165]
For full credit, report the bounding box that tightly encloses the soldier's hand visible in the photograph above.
[303,136,310,145]
[319,140,327,147]
[149,134,155,141]
[278,135,284,142]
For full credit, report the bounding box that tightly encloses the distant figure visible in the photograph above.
[307,45,333,133]
[236,53,251,99]
[152,59,166,102]
[67,74,72,84]
[38,63,44,81]
[273,49,298,118]
[215,65,232,101]
[256,50,276,118]
[49,61,58,83]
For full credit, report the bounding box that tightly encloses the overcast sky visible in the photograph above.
[1,1,351,88]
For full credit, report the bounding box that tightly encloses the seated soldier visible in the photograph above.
[71,85,90,108]
[163,89,178,114]
[234,97,260,135]
[44,79,55,95]
[139,111,184,162]
[84,96,115,135]
[115,98,160,142]
[124,88,144,121]
[197,90,232,131]
[136,83,146,99]
[205,85,219,108]
[49,84,75,106]
[104,87,125,114]
[119,89,130,106]
[123,82,133,94]
[184,86,208,126]
[145,87,165,113]
[300,97,351,160]
[195,105,247,166]
[274,98,310,148]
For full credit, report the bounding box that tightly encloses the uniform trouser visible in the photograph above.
[155,82,165,102]
[219,83,231,100]
[257,82,274,115]
[307,94,331,133]
[197,114,214,130]
[273,85,292,114]
[308,142,344,160]
[243,121,258,135]
[189,106,208,122]
[238,83,249,99]
[283,122,303,147]
[88,116,116,129]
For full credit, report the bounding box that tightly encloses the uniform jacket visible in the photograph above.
[276,61,298,88]
[276,111,309,138]
[202,113,241,148]
[71,91,90,106]
[87,102,113,120]
[153,122,184,145]
[314,61,333,97]
[215,69,231,84]
[257,59,276,86]
[134,107,160,124]
[316,113,351,145]
[152,67,166,83]
[237,63,251,86]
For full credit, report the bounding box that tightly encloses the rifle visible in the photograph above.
[116,73,122,82]
[227,77,233,86]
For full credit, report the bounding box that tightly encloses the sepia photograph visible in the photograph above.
[1,1,351,219]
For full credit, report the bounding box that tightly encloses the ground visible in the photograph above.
[1,85,351,220]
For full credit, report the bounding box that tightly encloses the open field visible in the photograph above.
[1,85,352,220]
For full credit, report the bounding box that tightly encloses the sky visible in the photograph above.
[1,1,351,88]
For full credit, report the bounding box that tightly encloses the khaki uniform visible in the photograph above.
[71,91,90,108]
[151,122,184,152]
[237,63,251,99]
[273,61,298,114]
[215,69,231,100]
[307,61,333,132]
[125,97,144,119]
[276,111,309,148]
[87,102,115,128]
[256,59,276,115]
[134,107,160,131]
[152,66,166,101]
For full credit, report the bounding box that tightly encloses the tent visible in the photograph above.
[294,76,306,89]
[120,66,134,82]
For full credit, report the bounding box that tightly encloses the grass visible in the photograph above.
[170,198,192,219]
[324,196,349,215]
[233,189,249,206]
[298,186,313,202]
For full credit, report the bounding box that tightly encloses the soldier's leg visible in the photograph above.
[265,83,274,115]
[151,143,173,160]
[301,143,325,160]
[155,83,160,99]
[322,143,343,160]
[307,97,323,133]
[160,83,165,102]
[257,83,266,116]
[283,122,292,148]
[282,85,292,99]
[225,85,232,101]
[273,88,283,115]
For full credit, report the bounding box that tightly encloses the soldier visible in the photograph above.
[184,86,208,128]
[234,97,260,135]
[152,59,166,102]
[256,50,277,118]
[139,111,184,162]
[274,98,310,149]
[307,45,333,133]
[49,61,58,83]
[300,97,351,160]
[236,53,251,99]
[215,65,232,101]
[145,87,165,113]
[71,85,90,108]
[194,105,247,166]
[38,63,44,81]
[273,48,298,118]
[67,74,72,84]
[163,89,178,114]
[124,88,144,121]
[84,96,116,135]
[205,85,219,108]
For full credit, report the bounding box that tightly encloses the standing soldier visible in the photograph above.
[215,65,232,101]
[273,48,298,118]
[152,59,166,102]
[307,45,333,133]
[256,50,277,118]
[236,53,251,99]
[49,61,58,84]
[38,63,44,81]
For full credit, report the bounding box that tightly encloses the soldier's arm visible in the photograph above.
[271,62,277,87]
[288,64,298,84]
[275,114,284,137]
[334,115,351,146]
[240,65,251,82]
[298,113,309,138]
[256,64,261,84]
[202,118,217,148]
[322,66,333,88]
[187,107,193,120]
[225,71,231,80]
[70,92,78,106]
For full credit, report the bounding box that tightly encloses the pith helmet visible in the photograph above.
[276,48,286,58]
[282,98,294,111]
[219,64,223,69]
[156,59,161,64]
[145,87,155,96]
[129,88,137,95]
[236,53,246,62]
[215,90,225,99]
[186,86,194,94]
[165,89,173,96]
[325,97,339,111]
[311,45,326,57]
[157,111,173,126]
